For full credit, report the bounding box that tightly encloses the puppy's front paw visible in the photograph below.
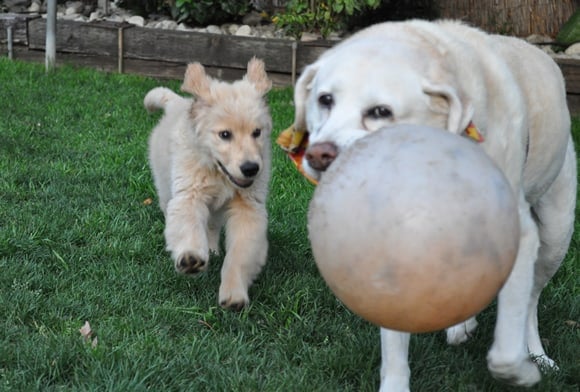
[218,284,249,311]
[175,252,207,275]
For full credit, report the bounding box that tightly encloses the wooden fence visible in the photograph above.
[1,15,580,114]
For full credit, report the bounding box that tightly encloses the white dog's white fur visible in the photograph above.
[293,20,577,390]
[145,58,272,310]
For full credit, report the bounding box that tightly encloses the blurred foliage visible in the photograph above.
[113,0,440,35]
[273,0,439,39]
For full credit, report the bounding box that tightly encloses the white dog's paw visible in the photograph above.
[218,282,249,311]
[378,377,410,392]
[174,251,208,275]
[487,352,542,386]
[446,317,478,345]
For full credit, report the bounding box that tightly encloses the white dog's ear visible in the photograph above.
[423,81,474,134]
[293,63,320,131]
[181,62,212,99]
[245,57,272,95]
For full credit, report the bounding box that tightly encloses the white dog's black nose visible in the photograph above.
[306,142,338,172]
[240,161,260,178]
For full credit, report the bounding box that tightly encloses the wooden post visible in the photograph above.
[118,27,124,73]
[6,25,13,59]
[45,0,57,71]
[291,41,297,85]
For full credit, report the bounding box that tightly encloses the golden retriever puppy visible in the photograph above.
[145,58,272,310]
[290,20,576,391]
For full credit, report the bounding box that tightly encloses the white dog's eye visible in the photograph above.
[318,94,334,109]
[366,106,393,119]
[252,128,262,138]
[218,130,232,141]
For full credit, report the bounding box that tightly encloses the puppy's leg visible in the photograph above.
[219,194,268,310]
[527,141,576,369]
[207,212,225,255]
[487,192,541,386]
[165,194,210,274]
[379,328,411,392]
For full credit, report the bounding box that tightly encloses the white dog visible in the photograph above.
[291,20,577,390]
[145,58,272,310]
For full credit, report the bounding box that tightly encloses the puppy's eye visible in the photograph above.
[318,94,334,109]
[218,130,232,140]
[366,106,393,119]
[252,128,262,138]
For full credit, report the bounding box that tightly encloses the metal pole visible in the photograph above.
[45,0,57,71]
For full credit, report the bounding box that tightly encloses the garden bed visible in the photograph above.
[2,14,580,114]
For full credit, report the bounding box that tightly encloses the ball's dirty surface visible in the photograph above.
[308,125,519,333]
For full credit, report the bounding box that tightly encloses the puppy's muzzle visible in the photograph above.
[305,142,338,172]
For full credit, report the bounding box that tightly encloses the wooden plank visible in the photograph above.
[28,18,123,56]
[26,18,332,74]
[0,13,38,45]
[1,46,293,86]
[556,58,580,95]
[123,26,332,73]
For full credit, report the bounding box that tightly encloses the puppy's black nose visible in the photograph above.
[305,142,338,172]
[240,161,260,178]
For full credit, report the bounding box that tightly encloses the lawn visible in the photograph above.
[0,58,578,391]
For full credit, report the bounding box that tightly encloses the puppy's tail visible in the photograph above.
[144,87,182,113]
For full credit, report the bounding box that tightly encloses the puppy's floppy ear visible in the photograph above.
[245,57,272,95]
[293,62,320,132]
[181,62,212,100]
[423,80,474,134]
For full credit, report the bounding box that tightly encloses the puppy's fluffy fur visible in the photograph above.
[145,58,272,310]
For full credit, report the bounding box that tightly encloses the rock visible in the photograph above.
[226,24,240,35]
[301,32,322,41]
[157,20,178,30]
[206,25,222,35]
[235,25,252,37]
[89,10,103,22]
[565,42,580,56]
[536,45,555,56]
[177,23,192,31]
[525,34,552,44]
[62,13,81,20]
[104,14,124,23]
[127,15,145,27]
[65,1,84,14]
[28,1,41,13]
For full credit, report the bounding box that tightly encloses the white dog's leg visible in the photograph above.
[445,317,479,345]
[219,195,268,310]
[527,141,576,370]
[165,195,210,274]
[487,194,541,386]
[379,328,411,392]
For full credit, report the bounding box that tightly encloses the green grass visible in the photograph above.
[0,58,578,391]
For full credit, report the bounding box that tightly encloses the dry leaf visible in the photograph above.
[565,320,579,328]
[79,321,93,341]
[91,336,98,349]
[143,197,153,206]
[197,319,214,330]
[79,320,98,348]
